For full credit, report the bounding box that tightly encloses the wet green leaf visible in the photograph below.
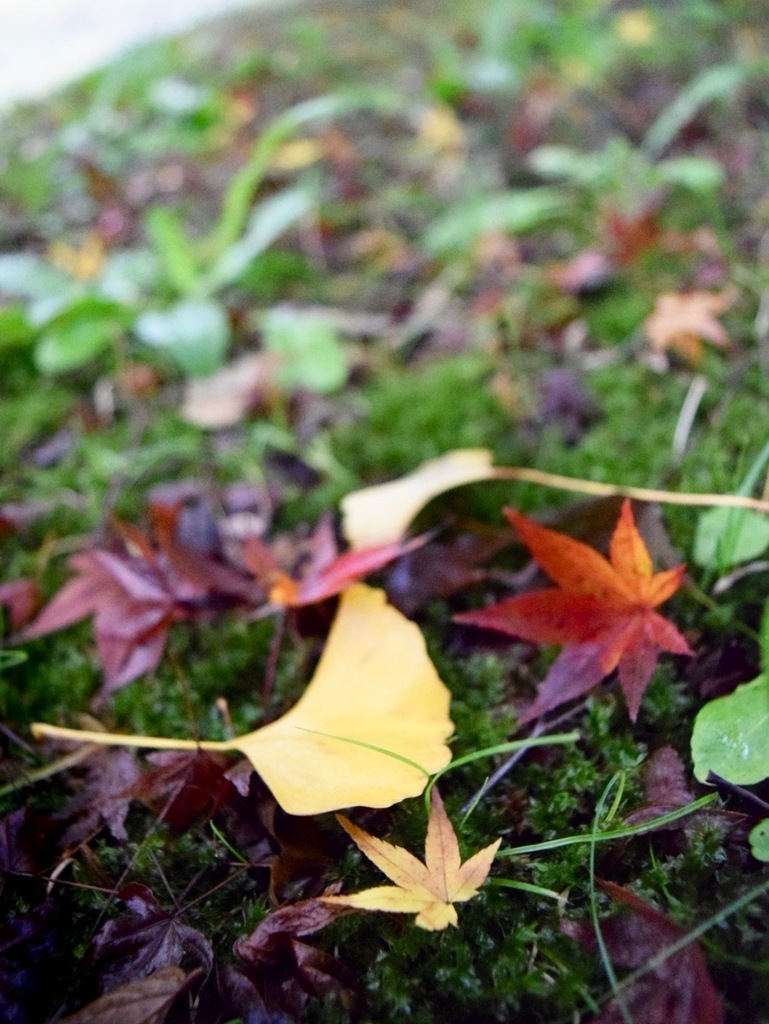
[691,675,769,784]
[749,819,769,862]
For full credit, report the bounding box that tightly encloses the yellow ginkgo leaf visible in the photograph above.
[32,584,453,817]
[323,788,501,930]
[340,449,498,550]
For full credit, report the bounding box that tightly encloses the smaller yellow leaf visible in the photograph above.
[47,233,106,281]
[340,449,498,549]
[271,138,324,171]
[323,788,501,931]
[417,104,466,157]
[614,10,656,46]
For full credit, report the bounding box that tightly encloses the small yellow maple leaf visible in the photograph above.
[644,288,737,364]
[614,10,656,46]
[47,232,106,281]
[323,788,501,930]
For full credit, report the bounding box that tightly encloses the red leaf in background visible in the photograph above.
[0,578,40,632]
[455,500,692,722]
[24,548,176,696]
[134,750,235,831]
[24,509,259,696]
[243,514,426,608]
[0,807,59,876]
[622,746,742,840]
[57,748,142,850]
[564,881,723,1024]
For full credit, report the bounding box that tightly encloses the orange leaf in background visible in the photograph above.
[455,500,692,722]
[322,788,500,931]
[644,288,737,364]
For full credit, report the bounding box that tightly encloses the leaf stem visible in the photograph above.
[492,467,769,512]
[30,723,232,752]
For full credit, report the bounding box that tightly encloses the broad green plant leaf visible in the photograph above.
[135,299,231,376]
[204,185,316,293]
[423,188,566,256]
[528,146,607,186]
[0,253,74,301]
[99,250,163,303]
[693,508,769,570]
[323,788,500,930]
[33,298,129,373]
[261,308,348,393]
[691,674,769,784]
[656,156,724,193]
[33,585,454,816]
[0,307,35,350]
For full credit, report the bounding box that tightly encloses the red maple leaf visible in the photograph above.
[455,500,692,722]
[25,508,259,696]
[242,515,425,608]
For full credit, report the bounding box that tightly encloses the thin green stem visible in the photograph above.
[589,774,635,1024]
[496,794,719,857]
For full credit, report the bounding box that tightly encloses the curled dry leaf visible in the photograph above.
[60,966,195,1024]
[33,584,454,815]
[456,500,692,722]
[341,448,498,549]
[322,788,501,931]
[179,352,275,429]
[644,288,737,364]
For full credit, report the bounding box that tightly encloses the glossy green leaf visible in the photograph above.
[691,674,769,784]
[528,146,606,186]
[0,306,35,349]
[135,299,231,376]
[34,317,117,373]
[0,253,74,301]
[749,819,769,862]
